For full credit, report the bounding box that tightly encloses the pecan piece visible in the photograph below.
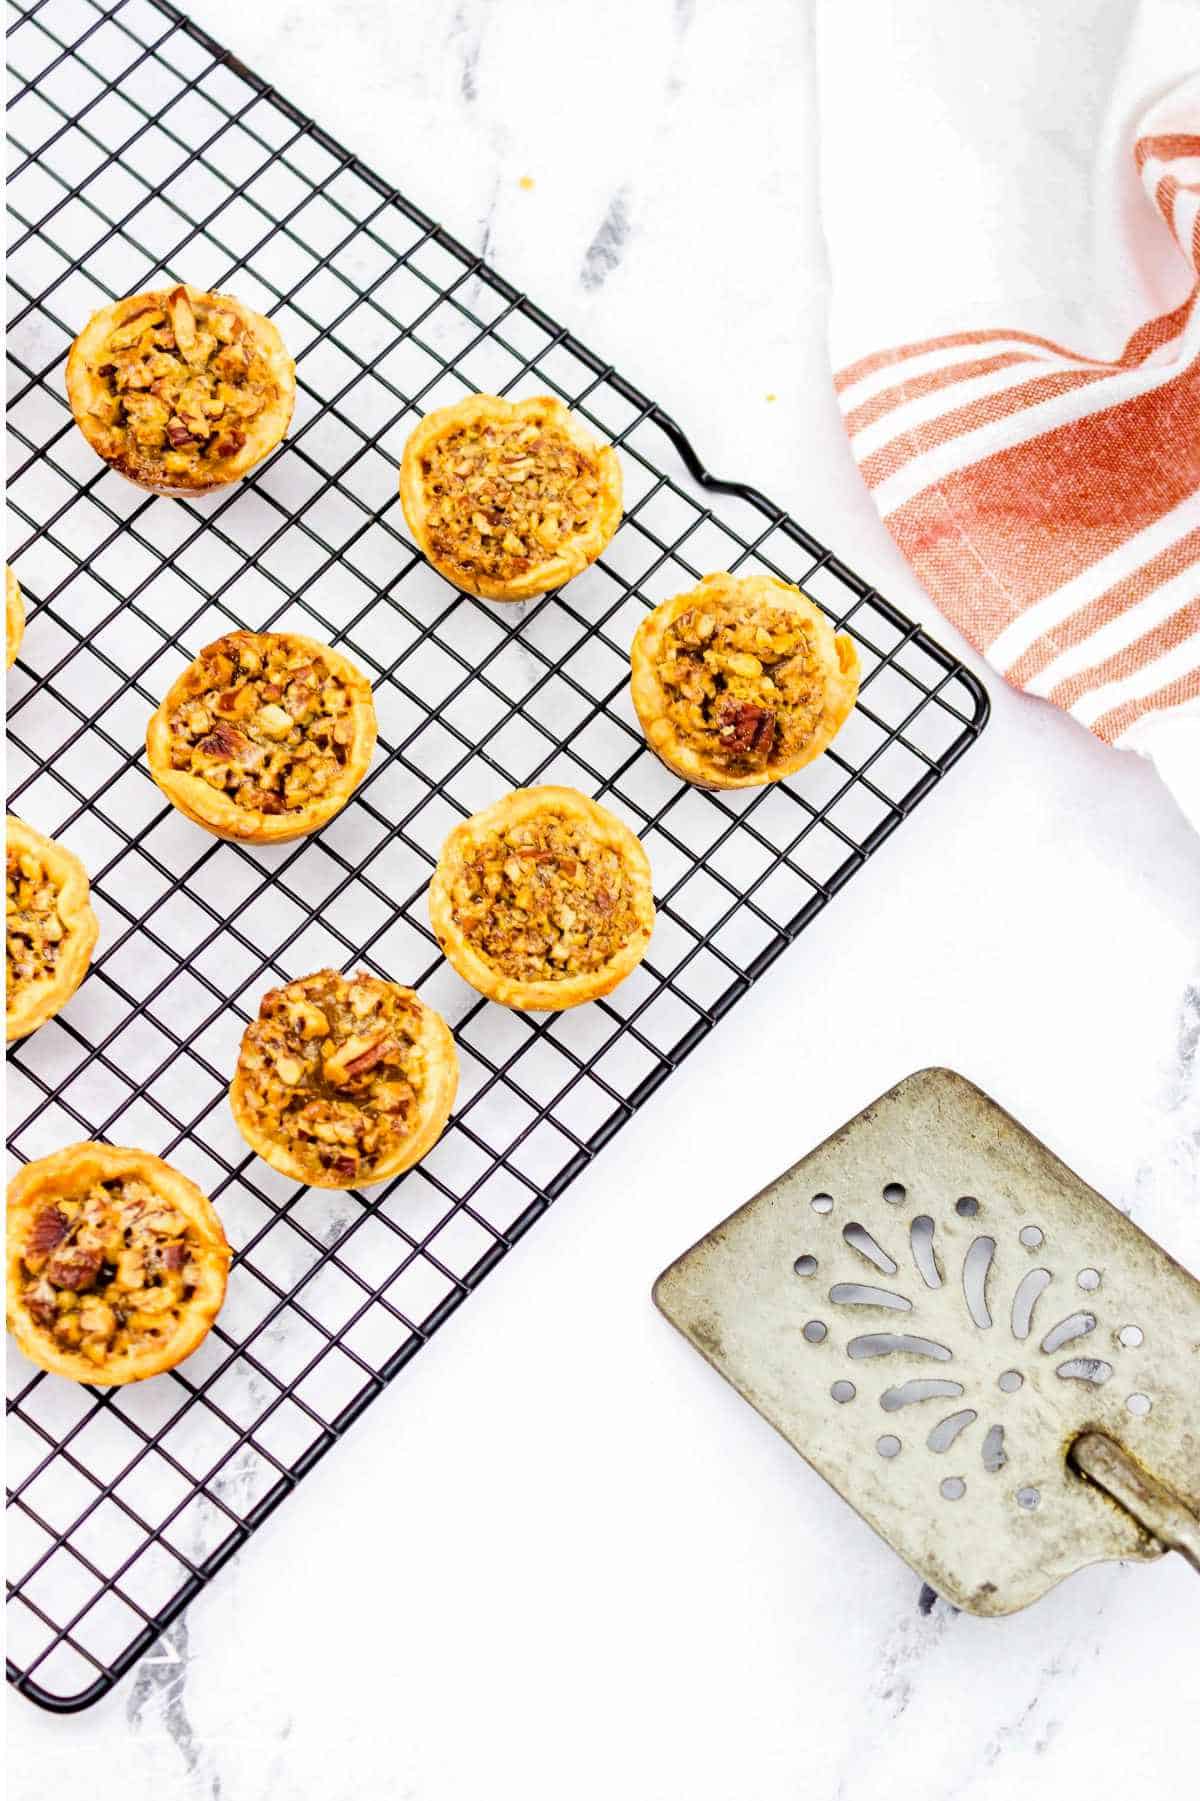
[107,307,164,350]
[117,1248,146,1289]
[344,1035,398,1080]
[202,649,237,687]
[215,684,259,719]
[372,1079,415,1115]
[24,1280,59,1329]
[323,1030,397,1085]
[282,996,329,1040]
[167,285,199,358]
[78,1299,117,1343]
[256,703,294,739]
[716,698,776,759]
[244,788,285,815]
[25,1204,69,1263]
[45,1244,103,1292]
[197,719,252,763]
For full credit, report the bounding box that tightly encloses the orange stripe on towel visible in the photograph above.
[1007,529,1200,687]
[1049,598,1200,710]
[842,351,1041,437]
[882,366,1200,647]
[833,327,1111,395]
[1134,132,1200,171]
[857,368,1112,491]
[1092,664,1200,745]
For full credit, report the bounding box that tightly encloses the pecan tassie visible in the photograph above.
[630,572,860,790]
[429,786,655,1011]
[6,816,99,1043]
[146,631,377,843]
[65,283,295,495]
[6,1144,229,1384]
[6,565,23,670]
[399,393,623,600]
[230,970,459,1189]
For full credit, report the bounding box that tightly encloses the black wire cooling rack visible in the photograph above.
[5,0,989,1713]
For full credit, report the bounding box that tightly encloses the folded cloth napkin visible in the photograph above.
[816,0,1200,828]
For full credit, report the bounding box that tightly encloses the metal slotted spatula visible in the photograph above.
[653,1068,1200,1614]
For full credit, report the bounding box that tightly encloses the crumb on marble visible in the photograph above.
[519,176,536,191]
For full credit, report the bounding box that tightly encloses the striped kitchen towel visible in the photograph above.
[817,0,1200,828]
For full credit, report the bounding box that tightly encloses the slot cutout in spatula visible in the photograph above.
[653,1067,1200,1615]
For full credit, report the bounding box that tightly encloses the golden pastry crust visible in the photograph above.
[429,786,655,1011]
[146,631,377,844]
[6,817,99,1044]
[399,393,623,601]
[6,566,24,670]
[6,1144,229,1386]
[65,283,295,495]
[630,572,860,790]
[230,969,459,1189]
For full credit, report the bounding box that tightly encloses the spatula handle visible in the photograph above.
[1071,1431,1200,1576]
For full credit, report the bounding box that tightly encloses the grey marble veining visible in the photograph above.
[580,185,633,291]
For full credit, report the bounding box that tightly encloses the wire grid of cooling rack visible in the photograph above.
[5,0,989,1712]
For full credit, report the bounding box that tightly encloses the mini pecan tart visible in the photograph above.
[230,969,459,1189]
[6,1143,230,1385]
[6,817,99,1044]
[630,571,861,790]
[65,283,295,495]
[6,565,24,669]
[146,630,378,843]
[398,393,623,601]
[429,786,655,1011]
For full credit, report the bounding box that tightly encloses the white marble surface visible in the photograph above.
[8,1,1200,1796]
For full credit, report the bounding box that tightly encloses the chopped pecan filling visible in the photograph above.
[84,286,279,480]
[7,844,70,1001]
[450,816,641,984]
[420,414,604,586]
[656,598,826,773]
[166,633,359,818]
[17,1178,205,1367]
[236,970,429,1184]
